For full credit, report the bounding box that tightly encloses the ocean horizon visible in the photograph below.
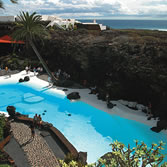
[78,19,167,31]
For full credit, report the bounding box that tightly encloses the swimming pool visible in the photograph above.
[0,83,167,163]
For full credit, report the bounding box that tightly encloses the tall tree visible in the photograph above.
[12,11,57,83]
[0,0,18,9]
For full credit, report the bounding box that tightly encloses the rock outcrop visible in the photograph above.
[24,76,30,82]
[67,92,80,100]
[6,106,16,117]
[19,78,24,83]
[151,120,167,133]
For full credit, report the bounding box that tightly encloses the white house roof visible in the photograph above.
[41,15,61,21]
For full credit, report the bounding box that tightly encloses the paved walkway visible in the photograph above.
[4,136,30,167]
[11,122,60,167]
[0,69,19,76]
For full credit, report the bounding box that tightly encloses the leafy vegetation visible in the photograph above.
[0,114,5,140]
[0,115,12,166]
[59,141,167,167]
[12,11,56,83]
[0,164,11,167]
[0,150,11,167]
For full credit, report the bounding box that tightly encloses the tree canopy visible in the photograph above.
[12,11,48,43]
[12,11,56,83]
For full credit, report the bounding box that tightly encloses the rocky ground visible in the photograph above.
[10,122,60,167]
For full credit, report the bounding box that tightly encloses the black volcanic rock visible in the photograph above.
[19,78,24,82]
[24,76,30,82]
[67,92,80,100]
[6,106,16,117]
[151,127,162,133]
[157,120,167,130]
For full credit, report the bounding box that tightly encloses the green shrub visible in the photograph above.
[64,153,77,164]
[59,140,167,167]
[0,114,5,140]
[98,140,166,167]
[0,164,11,167]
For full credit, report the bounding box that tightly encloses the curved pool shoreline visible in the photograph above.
[0,70,164,129]
[0,71,167,163]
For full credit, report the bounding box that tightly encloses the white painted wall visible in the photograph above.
[44,15,76,29]
[99,24,106,30]
[0,16,15,22]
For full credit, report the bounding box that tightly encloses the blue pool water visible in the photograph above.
[0,83,167,163]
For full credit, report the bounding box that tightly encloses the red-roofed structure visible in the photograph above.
[0,35,24,44]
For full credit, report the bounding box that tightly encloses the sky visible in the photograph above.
[1,0,167,19]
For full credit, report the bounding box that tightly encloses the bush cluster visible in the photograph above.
[0,114,5,140]
[59,140,167,167]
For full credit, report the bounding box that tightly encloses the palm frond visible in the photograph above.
[0,0,4,9]
[12,11,49,43]
[12,11,56,83]
[10,0,18,4]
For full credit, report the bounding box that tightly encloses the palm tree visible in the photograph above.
[12,11,57,83]
[0,0,18,9]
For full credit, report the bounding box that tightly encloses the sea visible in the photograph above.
[78,19,167,31]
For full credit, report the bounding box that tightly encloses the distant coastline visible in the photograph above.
[78,19,167,31]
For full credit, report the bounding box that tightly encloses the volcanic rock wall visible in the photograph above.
[1,29,167,119]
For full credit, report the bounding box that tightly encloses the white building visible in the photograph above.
[42,15,76,30]
[81,19,106,31]
[0,16,15,22]
[99,24,106,31]
[41,15,61,22]
[0,15,106,31]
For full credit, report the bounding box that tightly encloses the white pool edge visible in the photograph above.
[0,70,166,135]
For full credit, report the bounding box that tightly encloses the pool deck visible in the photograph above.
[9,122,60,167]
[4,135,30,167]
[3,117,74,167]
